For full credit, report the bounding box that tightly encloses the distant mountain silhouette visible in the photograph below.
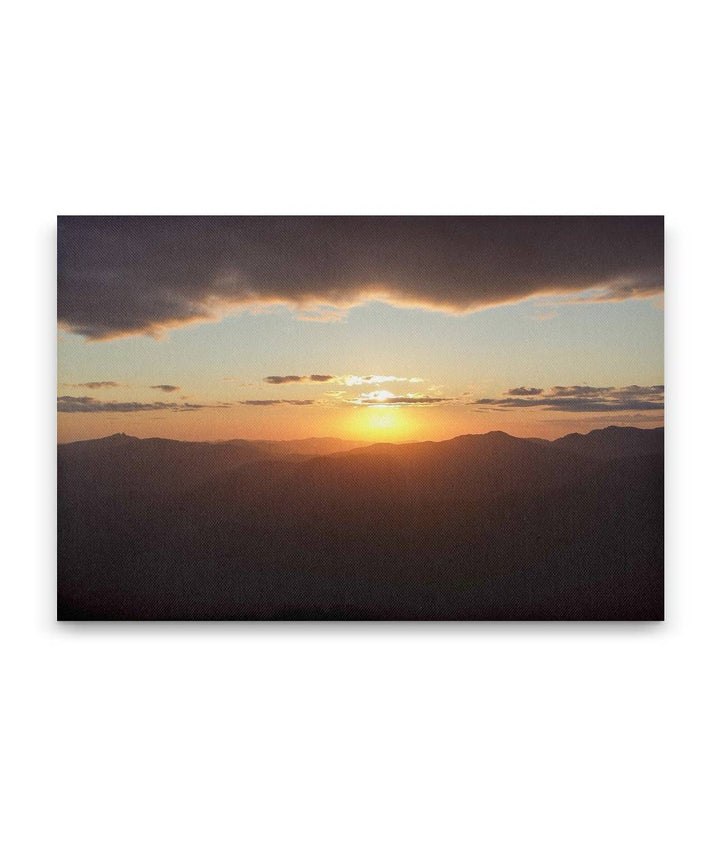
[552,425,664,459]
[245,437,374,457]
[58,427,663,620]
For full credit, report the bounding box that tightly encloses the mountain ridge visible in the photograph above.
[58,425,663,620]
[59,424,664,451]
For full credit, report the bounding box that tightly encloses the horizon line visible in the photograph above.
[57,424,665,447]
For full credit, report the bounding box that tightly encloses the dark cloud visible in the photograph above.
[57,216,664,340]
[546,384,663,397]
[265,374,420,386]
[240,399,315,406]
[380,396,450,406]
[150,384,180,392]
[507,387,543,396]
[57,396,206,413]
[264,375,336,385]
[475,385,664,413]
[545,385,613,397]
[351,393,452,407]
[477,397,550,408]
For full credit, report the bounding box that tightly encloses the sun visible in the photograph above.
[353,404,407,439]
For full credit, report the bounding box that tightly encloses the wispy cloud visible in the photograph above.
[240,399,315,406]
[562,276,664,304]
[344,375,423,386]
[57,396,207,413]
[293,307,348,323]
[62,381,123,389]
[150,384,180,393]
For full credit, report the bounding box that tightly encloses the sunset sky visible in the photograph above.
[57,216,664,443]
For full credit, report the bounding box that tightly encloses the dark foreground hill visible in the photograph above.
[58,427,663,620]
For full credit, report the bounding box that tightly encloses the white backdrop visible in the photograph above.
[3,2,718,854]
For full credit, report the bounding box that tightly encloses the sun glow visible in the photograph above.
[367,407,399,431]
[346,403,408,440]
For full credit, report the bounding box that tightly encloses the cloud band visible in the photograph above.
[58,216,663,340]
[476,385,664,413]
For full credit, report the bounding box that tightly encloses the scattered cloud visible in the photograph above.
[57,396,207,413]
[57,216,663,340]
[150,384,180,393]
[240,399,315,406]
[475,385,664,413]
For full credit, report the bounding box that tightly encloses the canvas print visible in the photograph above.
[57,216,663,620]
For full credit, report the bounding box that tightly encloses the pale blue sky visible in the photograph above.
[59,297,663,397]
[58,295,663,442]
